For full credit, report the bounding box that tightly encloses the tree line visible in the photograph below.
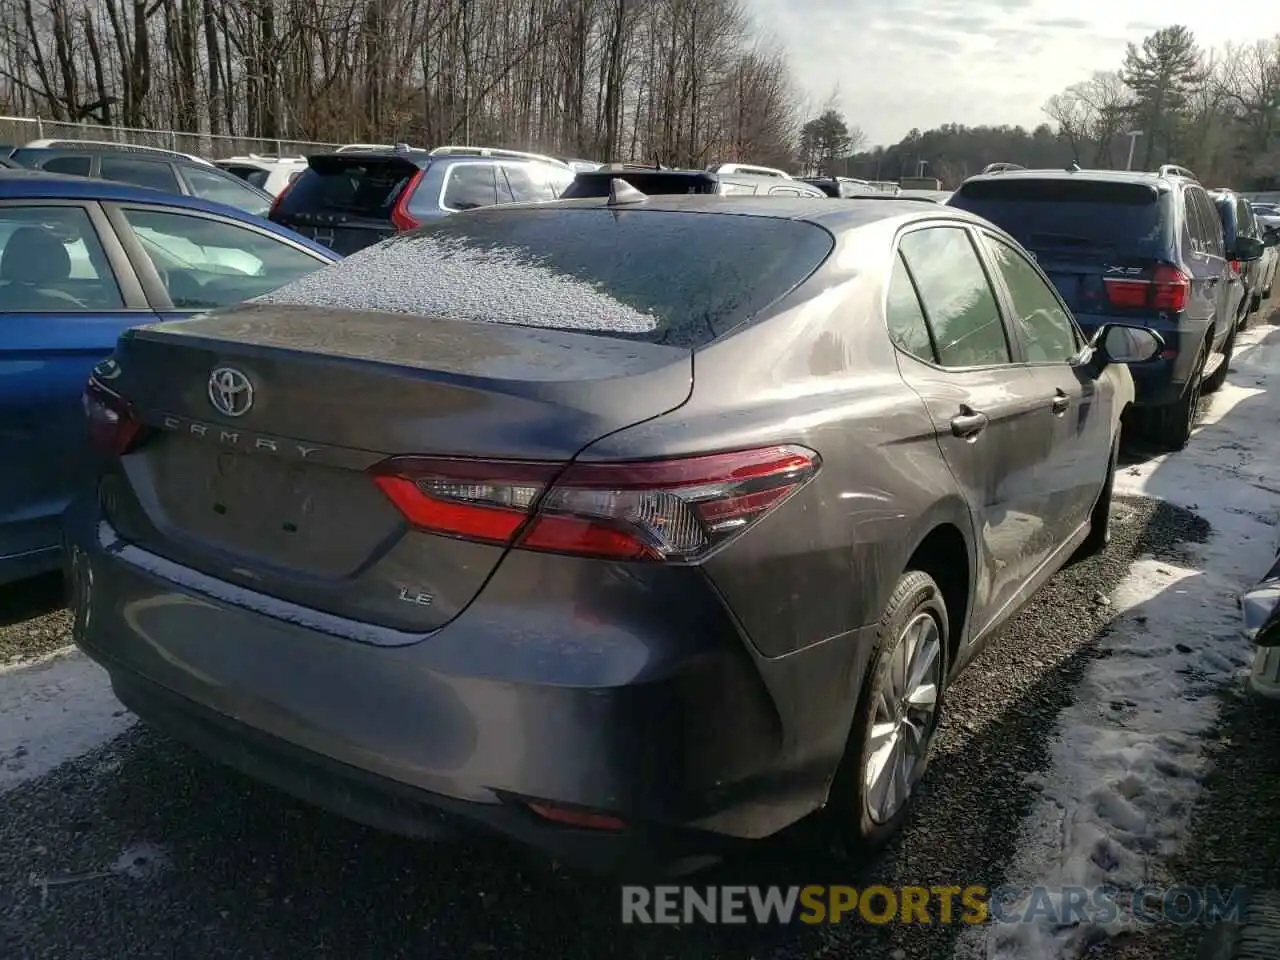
[0,0,802,166]
[842,28,1280,190]
[0,4,1277,190]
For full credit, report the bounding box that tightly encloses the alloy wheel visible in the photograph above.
[863,611,943,825]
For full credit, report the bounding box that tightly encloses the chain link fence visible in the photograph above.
[0,116,345,159]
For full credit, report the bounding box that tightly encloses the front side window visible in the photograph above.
[0,205,123,311]
[899,227,1011,368]
[983,235,1080,362]
[119,208,326,309]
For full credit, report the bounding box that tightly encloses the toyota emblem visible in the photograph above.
[208,366,254,418]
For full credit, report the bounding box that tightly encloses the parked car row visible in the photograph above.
[947,162,1278,450]
[0,144,1270,877]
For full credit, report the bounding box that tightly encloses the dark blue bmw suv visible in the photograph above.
[949,164,1265,450]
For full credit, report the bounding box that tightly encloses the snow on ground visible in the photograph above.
[954,323,1280,960]
[0,648,133,792]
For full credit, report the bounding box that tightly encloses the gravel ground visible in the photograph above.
[0,495,1211,959]
[0,574,69,667]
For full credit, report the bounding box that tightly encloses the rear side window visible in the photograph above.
[885,253,935,362]
[100,157,181,193]
[274,158,417,220]
[182,165,271,217]
[899,227,1010,368]
[1237,199,1258,238]
[442,164,499,211]
[256,208,835,347]
[1189,188,1224,257]
[41,155,92,176]
[950,179,1166,259]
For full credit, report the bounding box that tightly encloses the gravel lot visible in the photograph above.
[0,495,1212,960]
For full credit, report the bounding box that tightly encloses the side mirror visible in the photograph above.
[1233,234,1265,262]
[1090,323,1164,366]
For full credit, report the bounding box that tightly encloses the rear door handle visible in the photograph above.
[950,407,989,439]
[1051,389,1071,415]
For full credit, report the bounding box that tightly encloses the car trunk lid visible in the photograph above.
[103,304,693,635]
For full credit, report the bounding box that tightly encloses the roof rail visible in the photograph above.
[21,138,214,166]
[706,162,793,179]
[981,162,1026,174]
[335,143,400,153]
[1158,164,1198,181]
[427,145,571,169]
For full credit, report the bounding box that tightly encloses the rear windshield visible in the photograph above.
[950,179,1166,256]
[561,172,718,198]
[274,157,418,219]
[255,208,834,346]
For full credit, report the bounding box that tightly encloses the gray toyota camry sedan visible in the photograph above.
[66,189,1161,873]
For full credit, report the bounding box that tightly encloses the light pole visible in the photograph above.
[1125,130,1144,171]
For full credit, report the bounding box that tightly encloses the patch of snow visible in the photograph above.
[0,648,133,792]
[954,323,1280,960]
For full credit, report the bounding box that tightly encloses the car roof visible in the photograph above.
[0,167,315,233]
[957,167,1189,192]
[473,193,982,231]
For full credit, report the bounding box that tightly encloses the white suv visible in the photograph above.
[214,155,308,197]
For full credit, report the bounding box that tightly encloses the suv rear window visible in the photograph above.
[256,208,834,346]
[274,156,419,220]
[950,179,1166,257]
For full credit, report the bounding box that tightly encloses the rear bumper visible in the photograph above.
[66,494,866,870]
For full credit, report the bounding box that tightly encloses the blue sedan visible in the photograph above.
[0,169,340,585]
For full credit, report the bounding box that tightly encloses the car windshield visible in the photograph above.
[256,207,834,346]
[950,179,1166,257]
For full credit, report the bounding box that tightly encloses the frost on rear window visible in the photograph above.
[254,208,834,347]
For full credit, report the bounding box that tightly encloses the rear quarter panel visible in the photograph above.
[578,216,973,658]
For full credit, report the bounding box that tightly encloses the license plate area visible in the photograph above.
[137,436,401,577]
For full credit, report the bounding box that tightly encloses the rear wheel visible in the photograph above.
[1144,341,1206,451]
[827,570,947,853]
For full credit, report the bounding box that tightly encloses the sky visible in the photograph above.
[743,0,1280,148]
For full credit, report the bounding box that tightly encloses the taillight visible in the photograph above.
[1151,265,1190,311]
[1103,264,1189,312]
[82,377,148,456]
[390,170,426,231]
[369,445,821,562]
[267,176,297,220]
[1230,260,1242,274]
[1102,278,1148,308]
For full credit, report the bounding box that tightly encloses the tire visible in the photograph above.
[1203,324,1234,395]
[826,570,948,854]
[1144,342,1206,451]
[1076,435,1119,559]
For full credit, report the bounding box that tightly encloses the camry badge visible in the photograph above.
[208,366,254,418]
